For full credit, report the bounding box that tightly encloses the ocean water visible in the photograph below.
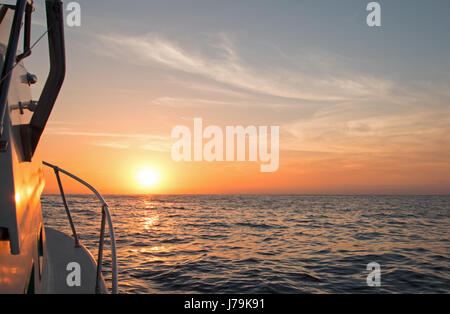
[41,194,450,294]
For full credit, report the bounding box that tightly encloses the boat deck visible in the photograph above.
[41,227,107,294]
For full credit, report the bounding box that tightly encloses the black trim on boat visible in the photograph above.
[0,0,27,138]
[21,0,66,161]
[16,1,33,63]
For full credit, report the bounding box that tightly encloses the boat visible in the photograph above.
[0,0,117,294]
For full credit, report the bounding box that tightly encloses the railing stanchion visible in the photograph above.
[95,206,106,294]
[54,167,79,247]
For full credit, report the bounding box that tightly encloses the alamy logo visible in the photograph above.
[66,262,81,287]
[66,2,81,27]
[171,118,279,172]
[366,2,381,27]
[366,262,381,287]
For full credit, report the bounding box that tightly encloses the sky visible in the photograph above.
[11,0,450,194]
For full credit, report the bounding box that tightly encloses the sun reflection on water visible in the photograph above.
[143,215,160,230]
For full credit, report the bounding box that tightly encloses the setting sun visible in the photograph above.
[136,167,161,188]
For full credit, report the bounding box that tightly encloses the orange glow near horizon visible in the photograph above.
[40,148,450,195]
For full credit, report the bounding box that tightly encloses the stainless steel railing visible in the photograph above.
[42,161,118,294]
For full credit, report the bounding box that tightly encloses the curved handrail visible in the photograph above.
[42,161,118,294]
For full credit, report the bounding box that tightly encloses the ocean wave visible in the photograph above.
[41,194,450,294]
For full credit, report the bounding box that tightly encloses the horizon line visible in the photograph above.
[41,192,450,196]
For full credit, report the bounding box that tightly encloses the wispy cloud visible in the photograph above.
[46,129,171,152]
[96,33,393,103]
[282,104,450,156]
[92,142,132,149]
[91,32,450,168]
[151,96,294,109]
[46,129,166,140]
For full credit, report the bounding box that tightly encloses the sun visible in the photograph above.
[136,167,161,188]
